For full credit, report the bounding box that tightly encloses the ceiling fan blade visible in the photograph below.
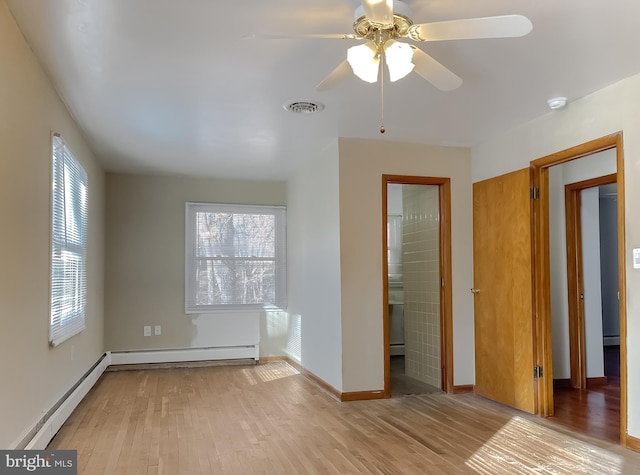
[243,33,360,40]
[361,0,394,25]
[316,60,353,91]
[410,46,462,91]
[408,15,532,42]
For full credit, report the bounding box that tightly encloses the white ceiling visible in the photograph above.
[6,0,640,180]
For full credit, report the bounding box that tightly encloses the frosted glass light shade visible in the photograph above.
[347,42,380,83]
[384,40,415,82]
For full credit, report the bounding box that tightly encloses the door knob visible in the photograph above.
[470,288,481,294]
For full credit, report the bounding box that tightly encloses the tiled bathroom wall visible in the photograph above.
[402,184,441,388]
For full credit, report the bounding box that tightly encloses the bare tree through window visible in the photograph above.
[186,204,286,311]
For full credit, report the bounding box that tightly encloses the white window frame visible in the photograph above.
[185,202,286,313]
[49,133,88,346]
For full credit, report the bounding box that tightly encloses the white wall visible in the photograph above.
[287,140,343,391]
[472,72,640,438]
[338,138,473,391]
[581,187,605,378]
[548,150,615,379]
[0,1,105,448]
[387,184,403,215]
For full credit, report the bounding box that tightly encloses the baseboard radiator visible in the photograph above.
[110,345,259,365]
[22,352,112,450]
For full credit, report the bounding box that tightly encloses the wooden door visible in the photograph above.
[473,168,535,413]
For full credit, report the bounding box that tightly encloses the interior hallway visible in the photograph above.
[551,345,621,443]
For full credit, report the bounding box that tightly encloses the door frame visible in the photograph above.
[530,132,628,445]
[381,175,453,397]
[565,174,617,390]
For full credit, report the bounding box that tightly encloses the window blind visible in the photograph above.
[50,134,88,346]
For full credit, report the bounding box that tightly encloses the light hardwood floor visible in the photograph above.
[48,361,640,474]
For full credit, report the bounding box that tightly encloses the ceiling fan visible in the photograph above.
[298,0,533,92]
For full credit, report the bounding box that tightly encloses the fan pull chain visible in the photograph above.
[380,52,385,134]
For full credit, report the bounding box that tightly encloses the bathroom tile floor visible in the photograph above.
[390,355,441,397]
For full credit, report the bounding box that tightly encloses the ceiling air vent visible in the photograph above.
[284,101,324,114]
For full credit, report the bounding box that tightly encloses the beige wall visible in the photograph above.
[472,72,640,438]
[338,138,474,392]
[104,173,286,352]
[0,1,105,448]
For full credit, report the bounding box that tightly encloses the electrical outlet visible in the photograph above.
[144,326,151,336]
[154,325,161,336]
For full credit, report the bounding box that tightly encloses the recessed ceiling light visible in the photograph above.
[547,97,567,110]
[284,101,325,114]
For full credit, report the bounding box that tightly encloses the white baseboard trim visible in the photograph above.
[110,345,259,366]
[24,352,112,450]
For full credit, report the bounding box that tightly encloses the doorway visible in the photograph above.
[549,164,620,441]
[382,176,453,398]
[531,133,628,445]
[563,173,618,390]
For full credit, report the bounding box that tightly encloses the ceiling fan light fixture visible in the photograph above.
[347,42,380,83]
[384,40,415,82]
[360,0,394,25]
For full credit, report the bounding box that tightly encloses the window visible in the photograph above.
[185,203,286,312]
[49,134,88,346]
